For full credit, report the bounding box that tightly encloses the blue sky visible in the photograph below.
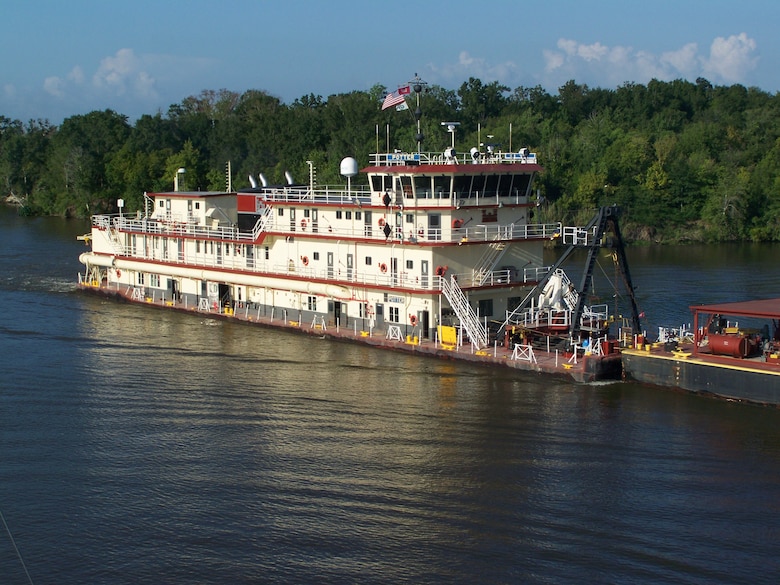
[3,0,778,124]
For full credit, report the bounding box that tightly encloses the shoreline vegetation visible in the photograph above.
[3,77,780,244]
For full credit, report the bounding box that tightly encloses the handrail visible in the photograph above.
[369,150,538,166]
[93,214,562,245]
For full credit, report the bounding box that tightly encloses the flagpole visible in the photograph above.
[386,124,390,153]
[376,124,379,155]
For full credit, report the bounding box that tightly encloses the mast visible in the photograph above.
[411,73,427,152]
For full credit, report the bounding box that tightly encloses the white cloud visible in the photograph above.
[68,66,85,85]
[426,51,518,86]
[43,76,65,97]
[702,33,758,83]
[660,43,699,76]
[92,48,147,96]
[542,34,759,88]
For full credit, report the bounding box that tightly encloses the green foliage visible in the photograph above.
[4,78,780,242]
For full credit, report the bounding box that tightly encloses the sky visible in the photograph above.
[3,0,779,124]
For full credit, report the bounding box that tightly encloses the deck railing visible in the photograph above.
[369,150,538,166]
[92,214,562,245]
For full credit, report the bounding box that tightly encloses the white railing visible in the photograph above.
[440,275,488,348]
[369,150,538,166]
[92,214,562,246]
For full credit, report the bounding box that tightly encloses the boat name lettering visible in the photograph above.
[387,153,420,162]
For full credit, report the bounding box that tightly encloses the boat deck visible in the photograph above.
[79,282,621,384]
[622,340,780,405]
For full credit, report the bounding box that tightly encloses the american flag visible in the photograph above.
[382,86,410,110]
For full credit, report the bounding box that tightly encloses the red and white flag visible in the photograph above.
[382,90,407,111]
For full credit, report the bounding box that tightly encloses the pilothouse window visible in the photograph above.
[433,176,451,199]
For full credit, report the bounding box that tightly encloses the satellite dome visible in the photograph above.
[340,157,358,177]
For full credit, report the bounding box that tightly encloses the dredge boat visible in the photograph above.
[77,82,640,382]
[622,299,780,405]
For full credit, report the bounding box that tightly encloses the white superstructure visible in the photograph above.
[79,142,558,348]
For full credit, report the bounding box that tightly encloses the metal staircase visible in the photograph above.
[105,223,126,255]
[472,236,508,285]
[251,206,274,241]
[441,275,489,348]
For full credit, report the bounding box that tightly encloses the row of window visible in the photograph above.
[368,173,533,200]
[133,235,430,271]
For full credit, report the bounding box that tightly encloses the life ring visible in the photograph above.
[116,269,121,277]
[378,218,385,227]
[300,219,307,229]
[379,263,387,273]
[435,265,448,277]
[418,228,424,237]
[452,218,463,228]
[301,255,309,266]
[409,314,417,326]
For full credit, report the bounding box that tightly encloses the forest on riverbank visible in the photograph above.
[2,76,780,243]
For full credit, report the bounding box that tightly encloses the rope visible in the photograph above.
[0,508,34,585]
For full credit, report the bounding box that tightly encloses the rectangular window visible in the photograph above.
[307,296,317,311]
[478,298,494,318]
[265,246,270,260]
[304,209,310,218]
[406,214,414,224]
[413,176,432,198]
[336,210,343,219]
[389,306,399,322]
[195,202,200,210]
[150,274,160,287]
[365,256,372,266]
[406,260,413,269]
[137,272,145,285]
[313,252,320,261]
[345,211,352,219]
[355,211,362,221]
[278,208,284,216]
[434,175,451,199]
[196,241,201,253]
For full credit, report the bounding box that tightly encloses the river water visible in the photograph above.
[1,207,779,584]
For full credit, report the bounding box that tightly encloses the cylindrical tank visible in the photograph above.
[708,333,749,358]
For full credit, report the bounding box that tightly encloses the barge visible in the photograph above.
[622,298,780,405]
[77,79,640,383]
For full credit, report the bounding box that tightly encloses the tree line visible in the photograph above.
[2,77,780,242]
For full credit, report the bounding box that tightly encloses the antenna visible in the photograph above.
[441,121,460,149]
[410,74,428,152]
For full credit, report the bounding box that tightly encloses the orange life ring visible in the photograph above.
[379,263,387,273]
[409,314,417,326]
[116,269,121,277]
[378,218,385,227]
[435,265,448,277]
[452,218,463,229]
[300,219,307,229]
[301,255,309,266]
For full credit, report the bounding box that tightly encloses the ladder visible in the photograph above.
[440,275,489,348]
[251,205,274,240]
[472,236,508,285]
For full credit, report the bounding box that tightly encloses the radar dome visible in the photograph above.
[340,157,358,177]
